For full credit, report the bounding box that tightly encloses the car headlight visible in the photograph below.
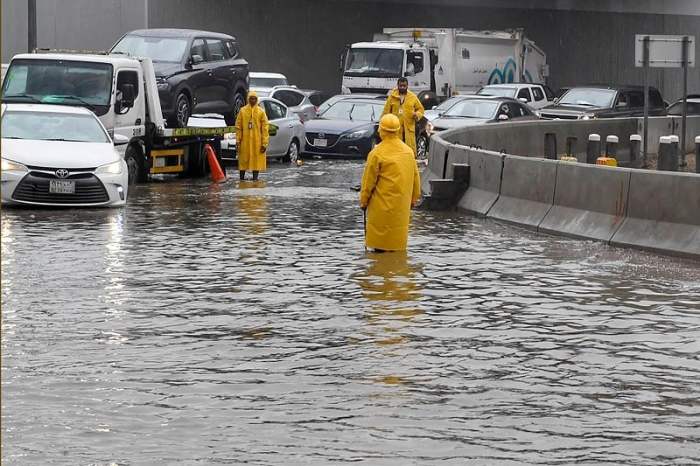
[1,158,28,172]
[426,122,435,135]
[581,114,595,120]
[96,160,123,175]
[225,132,236,141]
[344,130,367,140]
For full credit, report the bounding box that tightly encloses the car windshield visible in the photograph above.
[443,100,499,119]
[433,97,464,111]
[250,76,288,87]
[344,48,403,78]
[559,88,616,107]
[2,110,110,143]
[478,87,517,98]
[2,59,113,108]
[321,101,383,121]
[111,35,189,63]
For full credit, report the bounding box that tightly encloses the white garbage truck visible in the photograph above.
[1,51,237,185]
[340,28,548,107]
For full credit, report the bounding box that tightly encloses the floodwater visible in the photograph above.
[2,160,699,465]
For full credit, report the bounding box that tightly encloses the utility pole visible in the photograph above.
[28,0,37,52]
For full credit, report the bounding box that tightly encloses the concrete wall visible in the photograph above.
[424,126,700,259]
[3,0,698,101]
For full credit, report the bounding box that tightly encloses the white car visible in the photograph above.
[1,104,128,207]
[477,83,552,110]
[249,72,289,97]
[188,97,305,163]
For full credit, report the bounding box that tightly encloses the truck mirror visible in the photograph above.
[120,83,136,108]
[339,46,348,72]
[190,54,204,66]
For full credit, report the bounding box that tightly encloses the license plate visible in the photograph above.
[313,138,327,147]
[49,179,75,194]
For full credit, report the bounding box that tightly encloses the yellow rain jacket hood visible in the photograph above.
[360,131,421,251]
[382,88,425,157]
[235,94,269,172]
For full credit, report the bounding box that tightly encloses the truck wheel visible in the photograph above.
[225,92,246,126]
[125,145,147,185]
[170,92,191,128]
[186,143,208,177]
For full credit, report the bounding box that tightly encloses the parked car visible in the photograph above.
[268,86,321,122]
[249,72,289,97]
[110,28,249,128]
[423,96,538,145]
[303,97,384,158]
[477,83,551,109]
[1,103,128,207]
[539,85,667,120]
[187,97,305,163]
[667,94,700,116]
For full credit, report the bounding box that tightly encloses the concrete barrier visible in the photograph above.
[539,163,631,242]
[457,150,504,216]
[488,155,557,229]
[445,145,470,179]
[611,170,700,259]
[422,137,450,195]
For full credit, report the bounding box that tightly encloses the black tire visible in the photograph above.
[186,143,208,177]
[416,134,429,160]
[283,140,300,163]
[125,144,147,185]
[168,92,191,128]
[225,92,246,126]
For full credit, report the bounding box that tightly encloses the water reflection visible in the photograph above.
[236,180,269,237]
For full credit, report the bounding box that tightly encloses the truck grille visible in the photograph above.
[349,88,389,95]
[12,172,109,204]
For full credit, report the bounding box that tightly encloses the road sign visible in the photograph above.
[635,35,695,68]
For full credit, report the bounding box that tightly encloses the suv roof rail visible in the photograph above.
[33,47,110,55]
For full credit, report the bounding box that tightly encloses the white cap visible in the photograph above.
[630,134,642,142]
[588,133,601,141]
[668,135,679,143]
[659,136,672,144]
[696,136,700,144]
[606,135,619,143]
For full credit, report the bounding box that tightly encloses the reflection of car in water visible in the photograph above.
[1,104,129,207]
[303,98,384,159]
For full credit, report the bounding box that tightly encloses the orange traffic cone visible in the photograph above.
[204,144,226,183]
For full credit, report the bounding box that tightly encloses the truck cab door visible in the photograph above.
[113,68,146,147]
[406,49,430,93]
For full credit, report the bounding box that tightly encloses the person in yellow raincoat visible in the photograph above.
[381,77,424,157]
[235,91,269,181]
[360,114,421,252]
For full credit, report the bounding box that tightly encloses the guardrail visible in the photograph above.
[423,116,700,259]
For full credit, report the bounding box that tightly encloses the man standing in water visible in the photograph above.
[235,91,269,181]
[360,114,421,252]
[382,77,424,157]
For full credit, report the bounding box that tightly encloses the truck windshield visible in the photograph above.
[2,110,110,143]
[559,88,616,107]
[344,48,403,78]
[111,35,189,63]
[2,59,113,116]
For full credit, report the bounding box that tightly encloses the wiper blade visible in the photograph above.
[45,95,96,109]
[42,138,82,142]
[2,94,41,103]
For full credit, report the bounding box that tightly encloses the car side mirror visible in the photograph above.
[518,97,528,103]
[190,54,204,66]
[498,114,510,121]
[617,101,628,108]
[553,97,560,104]
[113,133,130,146]
[431,105,437,110]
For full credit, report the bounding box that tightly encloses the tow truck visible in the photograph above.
[1,50,241,184]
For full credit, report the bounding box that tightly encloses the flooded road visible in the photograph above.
[2,160,700,465]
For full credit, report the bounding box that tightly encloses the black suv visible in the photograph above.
[539,85,666,120]
[111,28,249,127]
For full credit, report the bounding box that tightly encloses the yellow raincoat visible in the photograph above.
[235,98,269,172]
[382,89,424,157]
[360,134,421,251]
